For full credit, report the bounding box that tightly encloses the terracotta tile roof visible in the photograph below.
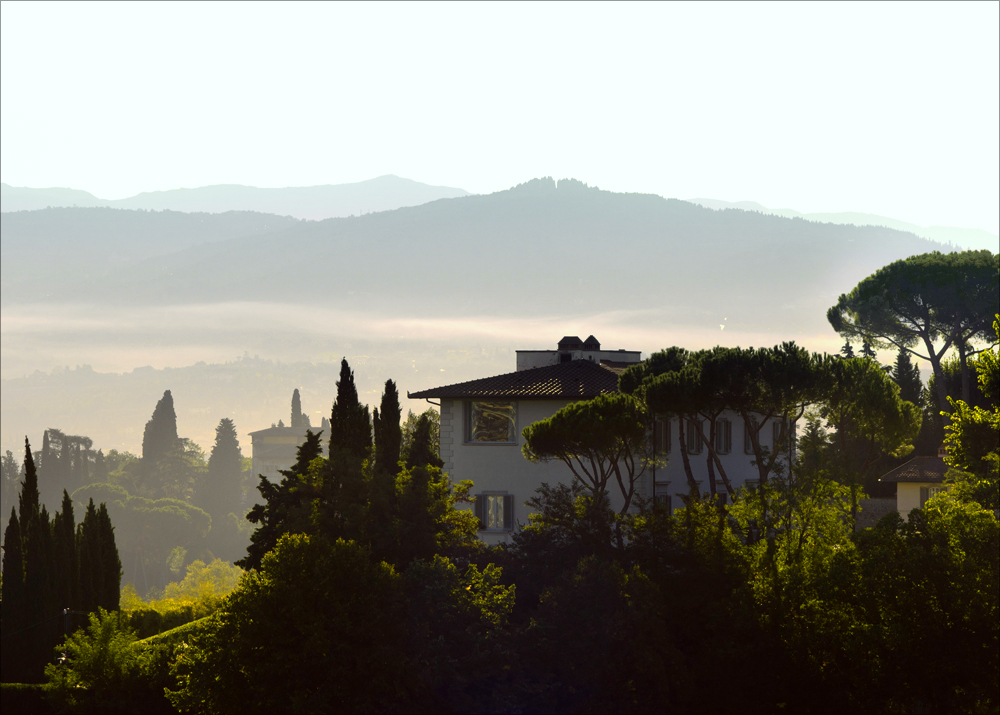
[408,359,621,399]
[878,456,948,483]
[599,359,637,375]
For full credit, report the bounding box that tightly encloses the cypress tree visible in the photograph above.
[370,381,402,562]
[891,347,924,406]
[96,503,122,611]
[19,438,51,658]
[374,380,402,475]
[19,437,41,531]
[36,505,60,667]
[199,418,244,520]
[291,388,305,430]
[328,359,372,461]
[39,429,53,507]
[52,490,79,611]
[0,508,26,681]
[78,498,100,614]
[405,414,444,469]
[142,390,179,493]
[325,360,371,542]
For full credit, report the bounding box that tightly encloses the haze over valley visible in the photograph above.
[1,175,983,455]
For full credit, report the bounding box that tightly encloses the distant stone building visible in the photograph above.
[248,392,329,481]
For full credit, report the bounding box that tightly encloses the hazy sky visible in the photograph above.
[2,1,998,233]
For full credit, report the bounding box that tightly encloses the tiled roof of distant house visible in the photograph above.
[878,456,949,483]
[408,359,621,399]
[598,359,637,375]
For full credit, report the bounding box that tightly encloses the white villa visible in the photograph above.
[878,449,949,519]
[409,335,786,544]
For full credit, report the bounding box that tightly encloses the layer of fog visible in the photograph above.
[1,301,851,456]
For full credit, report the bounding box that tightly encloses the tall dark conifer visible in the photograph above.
[239,430,325,571]
[0,508,26,681]
[891,347,924,406]
[142,390,179,492]
[291,388,306,430]
[405,414,444,469]
[97,503,122,611]
[52,490,79,611]
[199,418,243,519]
[19,438,50,653]
[326,359,371,541]
[374,380,402,475]
[369,380,403,561]
[77,499,100,614]
[329,359,372,460]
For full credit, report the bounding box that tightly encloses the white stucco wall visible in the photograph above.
[515,349,641,371]
[896,482,946,519]
[440,399,781,544]
[648,409,785,510]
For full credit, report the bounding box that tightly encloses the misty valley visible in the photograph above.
[1,178,997,714]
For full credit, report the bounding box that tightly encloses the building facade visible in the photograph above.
[410,335,787,544]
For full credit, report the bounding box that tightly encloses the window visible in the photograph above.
[717,492,729,505]
[686,419,703,454]
[744,417,757,454]
[654,418,671,454]
[475,494,513,530]
[655,494,673,512]
[559,352,572,363]
[715,419,732,454]
[772,420,787,450]
[466,401,517,443]
[920,485,947,507]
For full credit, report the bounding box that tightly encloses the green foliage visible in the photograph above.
[141,389,178,481]
[403,555,515,712]
[119,559,241,639]
[328,358,372,462]
[197,418,243,523]
[403,411,443,469]
[891,346,924,405]
[401,407,440,466]
[73,482,210,594]
[522,392,649,516]
[167,534,414,714]
[44,608,176,714]
[823,356,922,509]
[237,429,323,571]
[164,559,242,603]
[943,316,1000,511]
[828,249,999,409]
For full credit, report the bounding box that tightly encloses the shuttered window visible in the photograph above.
[687,419,703,454]
[654,418,671,454]
[744,417,757,454]
[715,419,732,454]
[475,494,513,531]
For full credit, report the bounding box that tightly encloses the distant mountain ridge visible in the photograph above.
[0,175,470,220]
[687,198,998,253]
[3,177,973,341]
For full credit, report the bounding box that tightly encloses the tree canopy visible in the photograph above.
[828,249,999,409]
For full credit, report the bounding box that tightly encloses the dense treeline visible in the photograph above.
[5,251,996,712]
[29,330,998,714]
[1,441,121,683]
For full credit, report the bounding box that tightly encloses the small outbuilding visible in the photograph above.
[878,451,950,519]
